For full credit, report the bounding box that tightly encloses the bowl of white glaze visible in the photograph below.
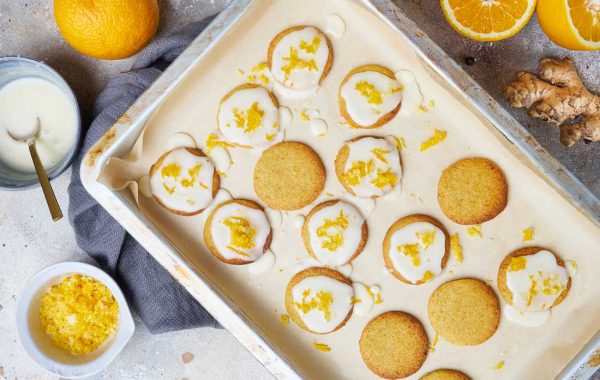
[15,262,134,379]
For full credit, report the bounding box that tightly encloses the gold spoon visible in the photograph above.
[7,118,63,221]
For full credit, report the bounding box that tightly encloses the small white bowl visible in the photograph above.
[15,262,135,378]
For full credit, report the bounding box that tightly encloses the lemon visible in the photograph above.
[537,0,600,50]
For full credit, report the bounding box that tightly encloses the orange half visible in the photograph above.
[537,0,600,50]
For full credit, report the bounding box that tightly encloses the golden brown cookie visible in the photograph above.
[419,369,471,380]
[359,311,429,379]
[437,157,508,225]
[339,65,402,129]
[301,200,368,265]
[382,214,450,285]
[497,246,571,308]
[428,278,500,346]
[203,199,273,265]
[149,147,219,216]
[285,267,353,334]
[254,142,325,211]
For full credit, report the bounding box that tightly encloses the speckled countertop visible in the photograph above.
[0,1,598,380]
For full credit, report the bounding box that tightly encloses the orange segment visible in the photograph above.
[537,0,600,50]
[441,0,537,41]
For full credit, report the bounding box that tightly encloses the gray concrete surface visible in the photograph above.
[0,1,598,380]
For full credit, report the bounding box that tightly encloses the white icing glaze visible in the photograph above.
[167,132,197,150]
[341,137,402,198]
[306,201,365,266]
[388,222,446,284]
[325,14,346,38]
[210,201,271,262]
[336,263,353,277]
[566,260,577,277]
[395,70,423,115]
[291,275,354,333]
[248,249,276,274]
[369,285,381,294]
[352,283,375,317]
[266,208,283,227]
[208,146,231,174]
[272,81,319,99]
[149,148,216,214]
[340,69,402,127]
[217,86,280,147]
[294,256,320,272]
[270,26,330,90]
[280,106,293,127]
[505,250,570,312]
[504,305,551,327]
[342,193,376,218]
[138,175,152,198]
[307,109,320,118]
[292,214,305,228]
[310,118,328,136]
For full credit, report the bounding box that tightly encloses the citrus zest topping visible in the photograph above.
[206,133,234,153]
[416,230,436,250]
[279,314,290,327]
[232,102,265,133]
[355,81,383,105]
[312,341,331,352]
[374,293,383,304]
[389,136,406,151]
[316,210,349,251]
[526,276,539,306]
[370,168,398,189]
[343,160,374,186]
[39,274,119,355]
[508,256,527,272]
[161,162,181,179]
[163,183,175,194]
[281,47,318,81]
[180,164,202,188]
[226,245,250,257]
[429,333,439,352]
[420,129,447,151]
[493,361,505,370]
[251,62,269,72]
[294,289,334,321]
[300,110,311,121]
[223,216,256,252]
[351,297,362,304]
[422,271,434,282]
[398,243,421,266]
[299,36,321,54]
[450,233,462,263]
[522,227,534,242]
[370,148,390,163]
[467,224,482,238]
[265,133,275,142]
[259,74,269,85]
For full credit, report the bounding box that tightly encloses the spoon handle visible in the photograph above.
[29,142,63,222]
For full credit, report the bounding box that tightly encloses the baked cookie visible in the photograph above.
[359,311,428,379]
[419,369,471,380]
[497,247,571,312]
[285,267,354,334]
[254,142,325,211]
[335,136,402,199]
[428,278,500,346]
[149,147,219,216]
[437,157,508,225]
[302,200,368,266]
[383,214,450,285]
[339,65,402,129]
[268,26,333,90]
[217,84,280,148]
[203,199,272,264]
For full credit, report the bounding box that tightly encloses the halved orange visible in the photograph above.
[441,0,537,41]
[537,0,600,50]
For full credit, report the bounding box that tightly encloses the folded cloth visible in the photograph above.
[68,17,220,333]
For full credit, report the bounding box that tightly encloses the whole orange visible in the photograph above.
[54,0,160,60]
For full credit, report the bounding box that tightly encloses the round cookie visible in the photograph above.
[339,65,402,129]
[254,142,325,211]
[359,311,429,379]
[149,147,219,216]
[203,199,273,265]
[285,267,354,334]
[437,157,508,225]
[302,200,368,266]
[335,135,402,199]
[383,214,450,285]
[420,369,471,380]
[428,278,500,346]
[268,25,333,90]
[497,247,571,311]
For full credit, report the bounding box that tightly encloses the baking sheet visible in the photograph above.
[94,0,600,378]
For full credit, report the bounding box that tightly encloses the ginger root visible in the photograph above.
[505,58,600,147]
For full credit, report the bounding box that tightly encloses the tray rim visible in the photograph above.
[80,0,600,379]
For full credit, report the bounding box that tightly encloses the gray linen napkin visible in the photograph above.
[68,17,220,333]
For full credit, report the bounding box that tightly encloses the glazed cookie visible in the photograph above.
[203,199,272,265]
[285,267,354,334]
[339,65,402,129]
[498,247,571,312]
[217,84,280,148]
[420,369,471,380]
[302,200,368,266]
[268,26,333,90]
[254,142,325,211]
[428,279,500,346]
[437,157,508,225]
[359,311,428,379]
[149,147,219,216]
[335,136,402,199]
[383,214,450,285]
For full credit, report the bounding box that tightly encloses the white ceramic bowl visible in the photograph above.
[15,262,135,378]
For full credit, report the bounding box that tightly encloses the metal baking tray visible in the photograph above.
[80,0,600,378]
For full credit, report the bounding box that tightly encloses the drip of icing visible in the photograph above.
[565,260,577,277]
[307,109,320,118]
[369,285,381,294]
[294,256,321,272]
[248,249,276,274]
[266,208,283,227]
[342,193,376,218]
[309,118,328,136]
[279,106,293,127]
[292,214,305,228]
[208,146,231,174]
[138,175,152,198]
[200,189,233,223]
[395,70,423,115]
[272,81,318,100]
[504,305,551,327]
[336,263,353,277]
[325,14,346,38]
[351,283,375,317]
[381,181,402,200]
[167,132,197,150]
